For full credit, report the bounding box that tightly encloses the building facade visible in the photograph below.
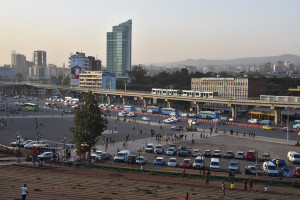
[11,51,27,76]
[106,19,132,78]
[79,71,116,90]
[69,52,90,87]
[29,50,47,79]
[191,77,266,99]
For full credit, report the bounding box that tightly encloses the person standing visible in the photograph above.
[249,179,253,191]
[182,169,186,181]
[243,179,248,191]
[21,184,28,200]
[222,181,226,195]
[185,192,189,200]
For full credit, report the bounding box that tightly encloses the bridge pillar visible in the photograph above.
[143,99,147,108]
[229,104,236,119]
[122,97,126,105]
[195,102,202,114]
[107,95,111,104]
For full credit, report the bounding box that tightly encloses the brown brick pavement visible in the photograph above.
[0,165,299,200]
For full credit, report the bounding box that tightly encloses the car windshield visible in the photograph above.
[214,150,220,153]
[230,163,238,166]
[147,145,153,148]
[183,160,190,163]
[237,152,243,155]
[156,159,163,162]
[194,150,199,153]
[205,151,210,153]
[268,166,277,170]
[250,167,256,170]
[195,159,202,163]
[169,159,176,162]
[168,148,174,151]
[282,168,289,172]
[226,152,233,155]
[116,153,124,156]
[296,169,300,172]
[211,162,219,166]
[247,152,254,156]
[156,146,162,149]
[136,158,144,161]
[294,155,300,158]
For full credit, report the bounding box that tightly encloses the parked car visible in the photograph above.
[181,159,192,168]
[114,150,130,162]
[154,157,165,166]
[192,149,200,157]
[281,127,293,132]
[166,148,176,156]
[142,117,150,121]
[261,153,271,162]
[167,158,178,167]
[271,158,286,167]
[210,158,220,171]
[154,145,164,154]
[38,152,53,160]
[213,150,222,157]
[10,139,25,147]
[136,156,147,164]
[193,156,205,169]
[204,150,211,157]
[263,161,279,176]
[223,151,234,159]
[246,150,256,161]
[145,144,154,153]
[280,168,293,178]
[63,157,82,166]
[293,167,300,178]
[228,160,239,173]
[262,125,273,130]
[178,146,189,156]
[245,165,262,175]
[102,152,111,160]
[117,111,128,117]
[91,151,103,159]
[287,151,300,164]
[127,155,137,164]
[169,144,176,150]
[235,151,245,159]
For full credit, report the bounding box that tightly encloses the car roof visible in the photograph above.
[156,157,164,159]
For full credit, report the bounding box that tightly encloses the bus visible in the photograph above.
[24,103,39,111]
[293,120,300,129]
[161,108,179,115]
[199,111,219,119]
[71,98,80,104]
[123,105,135,111]
[146,106,161,114]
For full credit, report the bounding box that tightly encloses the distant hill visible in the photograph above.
[150,54,300,67]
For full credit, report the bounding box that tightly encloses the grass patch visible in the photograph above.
[118,183,123,186]
[10,185,15,187]
[145,190,152,194]
[72,187,76,189]
[99,191,104,193]
[166,186,173,189]
[36,177,41,180]
[111,192,118,195]
[192,193,197,195]
[34,188,42,192]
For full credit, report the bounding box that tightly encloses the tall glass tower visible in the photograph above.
[106,19,132,78]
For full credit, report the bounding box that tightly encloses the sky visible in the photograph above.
[0,0,300,67]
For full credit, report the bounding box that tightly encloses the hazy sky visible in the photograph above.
[1,0,300,67]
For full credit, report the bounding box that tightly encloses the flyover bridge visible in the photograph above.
[1,81,300,124]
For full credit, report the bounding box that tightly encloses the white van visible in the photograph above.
[193,156,205,169]
[287,151,300,164]
[263,161,278,176]
[114,150,130,162]
[248,119,258,124]
[210,158,220,171]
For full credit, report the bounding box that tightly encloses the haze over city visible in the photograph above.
[1,0,300,66]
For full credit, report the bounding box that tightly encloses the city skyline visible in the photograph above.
[1,0,300,67]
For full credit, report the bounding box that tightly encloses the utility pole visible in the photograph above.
[287,105,289,141]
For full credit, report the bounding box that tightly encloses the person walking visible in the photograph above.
[21,184,28,200]
[222,181,226,195]
[182,169,186,181]
[249,179,253,191]
[243,179,248,191]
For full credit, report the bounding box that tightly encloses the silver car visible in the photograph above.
[167,158,178,167]
[136,156,147,164]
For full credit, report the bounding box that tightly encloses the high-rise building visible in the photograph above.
[31,50,47,78]
[87,56,102,71]
[106,19,132,78]
[11,51,27,76]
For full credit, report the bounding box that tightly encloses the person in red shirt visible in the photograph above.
[182,169,186,181]
[185,192,189,200]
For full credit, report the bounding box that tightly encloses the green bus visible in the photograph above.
[24,103,39,111]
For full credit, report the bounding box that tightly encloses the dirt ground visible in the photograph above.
[0,164,300,200]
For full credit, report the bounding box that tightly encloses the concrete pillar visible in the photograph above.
[273,109,278,125]
[143,99,147,108]
[229,104,235,119]
[122,97,126,105]
[107,95,111,104]
[195,102,201,114]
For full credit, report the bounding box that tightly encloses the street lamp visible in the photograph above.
[17,132,21,164]
[287,105,289,141]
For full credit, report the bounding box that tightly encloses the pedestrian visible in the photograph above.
[264,185,268,192]
[249,179,253,191]
[182,169,186,181]
[243,179,248,191]
[21,184,28,200]
[205,174,209,186]
[185,192,189,200]
[231,181,235,190]
[192,138,194,144]
[222,181,226,195]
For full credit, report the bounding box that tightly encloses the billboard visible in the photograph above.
[70,58,83,86]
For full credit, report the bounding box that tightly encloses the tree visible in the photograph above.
[128,65,148,84]
[62,75,70,86]
[70,91,107,162]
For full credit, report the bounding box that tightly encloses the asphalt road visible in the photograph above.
[0,95,300,178]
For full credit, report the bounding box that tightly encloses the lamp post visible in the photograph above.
[17,132,20,164]
[287,105,289,141]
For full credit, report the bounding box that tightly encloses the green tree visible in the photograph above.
[70,91,107,162]
[62,75,70,86]
[128,65,148,84]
